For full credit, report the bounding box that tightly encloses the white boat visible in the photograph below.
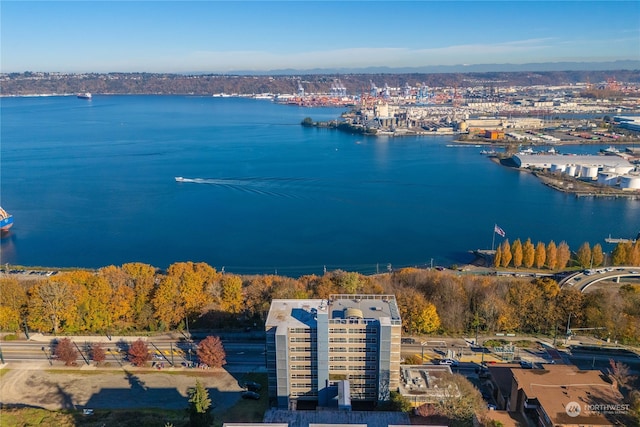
[77,92,92,99]
[175,176,186,182]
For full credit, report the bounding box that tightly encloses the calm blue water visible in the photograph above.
[1,96,638,276]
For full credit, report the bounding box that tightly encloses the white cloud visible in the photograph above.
[174,38,558,72]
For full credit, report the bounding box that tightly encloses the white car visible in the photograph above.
[439,358,459,367]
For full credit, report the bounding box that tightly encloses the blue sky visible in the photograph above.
[1,1,638,73]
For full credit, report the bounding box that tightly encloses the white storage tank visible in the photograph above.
[550,164,566,173]
[597,172,618,186]
[566,165,577,176]
[580,165,599,179]
[620,175,640,190]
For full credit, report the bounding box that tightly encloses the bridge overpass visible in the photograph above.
[559,266,640,292]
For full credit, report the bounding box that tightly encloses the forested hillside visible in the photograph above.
[2,70,640,96]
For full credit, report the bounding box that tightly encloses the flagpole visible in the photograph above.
[492,224,496,251]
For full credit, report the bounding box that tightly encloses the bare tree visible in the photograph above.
[608,359,636,390]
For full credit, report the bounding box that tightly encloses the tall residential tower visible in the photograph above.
[265,294,401,409]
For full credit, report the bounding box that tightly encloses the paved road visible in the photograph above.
[0,337,266,373]
[560,266,640,291]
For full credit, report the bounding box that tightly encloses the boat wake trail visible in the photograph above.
[174,176,316,199]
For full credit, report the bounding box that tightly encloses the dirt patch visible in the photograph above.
[0,367,243,413]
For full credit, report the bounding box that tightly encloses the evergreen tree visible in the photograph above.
[534,241,546,269]
[188,379,213,427]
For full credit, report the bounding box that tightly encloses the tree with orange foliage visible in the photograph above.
[196,335,226,368]
[90,343,106,364]
[546,240,558,270]
[54,337,78,366]
[128,339,151,367]
[0,277,27,332]
[535,241,546,269]
[500,240,512,268]
[522,238,535,269]
[556,241,571,270]
[511,239,523,269]
[493,246,502,268]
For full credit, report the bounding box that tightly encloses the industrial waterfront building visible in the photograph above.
[265,294,402,409]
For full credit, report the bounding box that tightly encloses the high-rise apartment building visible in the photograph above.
[265,294,402,409]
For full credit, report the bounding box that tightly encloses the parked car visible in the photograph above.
[241,391,260,400]
[242,380,262,392]
[401,337,416,344]
[439,358,459,367]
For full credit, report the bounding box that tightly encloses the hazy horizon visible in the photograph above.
[1,1,638,74]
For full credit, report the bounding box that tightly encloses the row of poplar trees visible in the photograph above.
[494,239,640,270]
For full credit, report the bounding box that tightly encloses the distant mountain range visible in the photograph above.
[212,60,640,76]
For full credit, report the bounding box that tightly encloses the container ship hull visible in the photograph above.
[0,208,13,231]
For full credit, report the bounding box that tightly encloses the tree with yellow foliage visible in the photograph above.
[591,243,604,267]
[493,246,502,268]
[511,239,523,269]
[534,241,546,269]
[546,240,558,270]
[0,278,27,332]
[396,288,440,334]
[556,241,571,270]
[122,262,157,327]
[27,274,83,333]
[576,242,592,268]
[219,274,243,314]
[77,274,112,332]
[522,238,535,269]
[500,240,512,268]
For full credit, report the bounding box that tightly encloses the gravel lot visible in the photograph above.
[0,364,243,412]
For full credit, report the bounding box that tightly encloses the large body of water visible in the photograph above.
[1,95,638,276]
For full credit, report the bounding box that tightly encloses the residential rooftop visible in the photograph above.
[265,294,401,329]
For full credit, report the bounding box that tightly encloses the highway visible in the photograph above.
[560,266,640,292]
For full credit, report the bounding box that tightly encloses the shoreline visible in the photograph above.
[490,157,640,199]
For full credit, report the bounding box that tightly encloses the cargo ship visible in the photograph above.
[0,207,14,231]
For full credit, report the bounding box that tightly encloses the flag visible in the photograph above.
[494,224,506,237]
